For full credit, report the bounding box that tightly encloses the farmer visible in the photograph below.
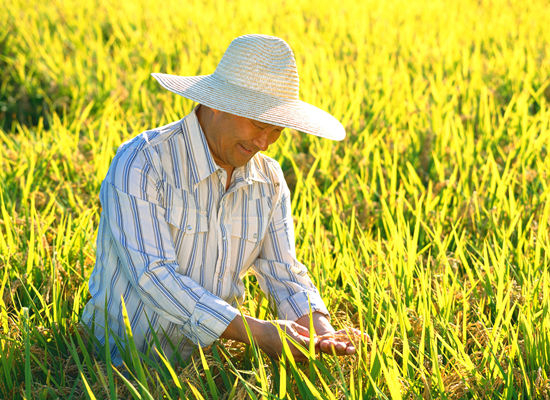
[82,34,361,366]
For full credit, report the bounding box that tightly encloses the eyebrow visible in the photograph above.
[251,120,283,131]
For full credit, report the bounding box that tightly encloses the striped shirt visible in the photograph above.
[82,107,329,365]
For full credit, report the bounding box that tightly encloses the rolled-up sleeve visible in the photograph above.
[101,143,239,347]
[252,178,330,321]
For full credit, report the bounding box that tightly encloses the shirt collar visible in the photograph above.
[244,156,268,184]
[180,107,219,188]
[180,107,268,188]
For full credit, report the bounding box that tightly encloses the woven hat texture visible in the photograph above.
[152,34,345,141]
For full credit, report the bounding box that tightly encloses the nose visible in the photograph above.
[252,130,271,151]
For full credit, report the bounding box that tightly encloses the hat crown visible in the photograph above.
[213,34,300,100]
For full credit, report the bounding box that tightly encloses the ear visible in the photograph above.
[198,105,221,124]
[207,107,225,122]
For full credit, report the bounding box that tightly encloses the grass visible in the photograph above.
[1,0,550,398]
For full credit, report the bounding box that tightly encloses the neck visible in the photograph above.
[196,105,234,189]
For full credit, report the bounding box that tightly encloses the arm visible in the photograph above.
[101,144,239,347]
[252,177,330,322]
[251,174,360,356]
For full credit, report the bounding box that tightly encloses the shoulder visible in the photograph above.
[105,119,184,188]
[117,119,183,157]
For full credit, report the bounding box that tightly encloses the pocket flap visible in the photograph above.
[231,216,263,243]
[164,187,207,233]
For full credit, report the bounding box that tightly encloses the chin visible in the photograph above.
[238,155,255,167]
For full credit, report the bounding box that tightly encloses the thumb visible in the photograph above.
[292,323,311,337]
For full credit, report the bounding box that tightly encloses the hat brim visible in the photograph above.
[151,73,345,141]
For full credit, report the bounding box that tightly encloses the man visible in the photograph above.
[82,34,360,366]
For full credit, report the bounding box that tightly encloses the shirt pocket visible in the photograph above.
[231,216,263,243]
[164,187,208,257]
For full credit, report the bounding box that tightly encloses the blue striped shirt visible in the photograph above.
[82,108,329,365]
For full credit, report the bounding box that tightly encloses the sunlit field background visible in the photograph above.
[1,0,550,398]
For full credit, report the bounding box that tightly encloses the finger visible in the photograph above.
[354,329,370,342]
[280,331,311,361]
[320,343,346,356]
[334,342,354,356]
[288,328,311,349]
[318,330,352,342]
[290,337,315,361]
[346,328,367,339]
[318,340,331,353]
[318,337,353,348]
[318,338,356,355]
[282,329,309,348]
[315,328,367,354]
[316,331,337,340]
[335,328,368,344]
[319,339,341,354]
[336,328,361,337]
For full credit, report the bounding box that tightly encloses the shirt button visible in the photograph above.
[253,233,258,239]
[187,225,192,231]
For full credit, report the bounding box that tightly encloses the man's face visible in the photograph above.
[204,109,284,170]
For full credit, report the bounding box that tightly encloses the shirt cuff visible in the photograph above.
[276,291,330,322]
[179,291,240,347]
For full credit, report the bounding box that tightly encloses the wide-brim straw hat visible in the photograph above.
[151,34,345,141]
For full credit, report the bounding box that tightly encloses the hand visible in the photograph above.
[294,312,368,356]
[256,320,312,362]
[315,328,367,356]
[221,316,313,362]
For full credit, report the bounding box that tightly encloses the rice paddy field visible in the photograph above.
[1,0,550,398]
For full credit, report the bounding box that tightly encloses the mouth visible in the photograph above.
[238,143,254,155]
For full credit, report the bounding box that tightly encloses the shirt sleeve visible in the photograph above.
[251,176,330,321]
[100,142,239,347]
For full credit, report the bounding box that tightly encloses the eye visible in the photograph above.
[251,120,267,130]
[250,119,284,137]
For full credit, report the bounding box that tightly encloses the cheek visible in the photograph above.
[270,131,282,144]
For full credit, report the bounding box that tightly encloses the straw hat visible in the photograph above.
[151,34,345,141]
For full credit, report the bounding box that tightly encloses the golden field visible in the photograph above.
[1,0,549,398]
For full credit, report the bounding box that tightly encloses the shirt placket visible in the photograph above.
[214,169,230,296]
[214,168,251,297]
